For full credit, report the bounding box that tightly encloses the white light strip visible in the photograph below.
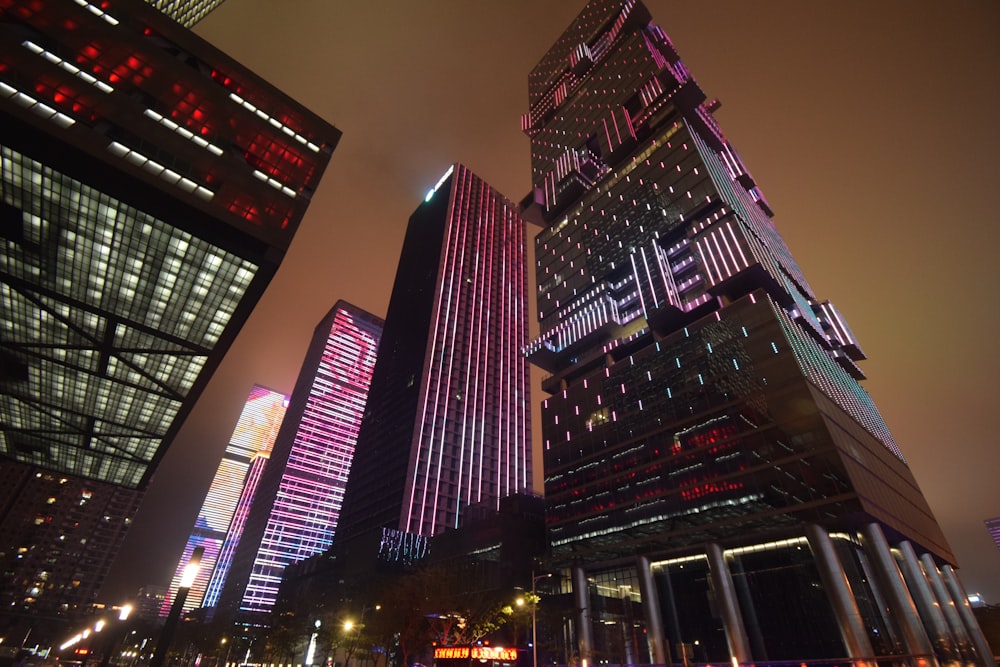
[143,109,224,156]
[424,164,455,202]
[108,141,214,201]
[228,92,319,152]
[0,81,75,128]
[22,41,115,93]
[251,170,298,198]
[73,0,119,25]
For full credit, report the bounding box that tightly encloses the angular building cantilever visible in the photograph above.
[0,0,340,490]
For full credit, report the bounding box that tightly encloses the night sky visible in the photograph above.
[103,1,1000,604]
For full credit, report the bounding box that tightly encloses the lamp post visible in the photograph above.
[305,620,321,667]
[219,637,232,667]
[529,573,551,667]
[343,604,379,667]
[150,546,203,667]
[98,604,133,667]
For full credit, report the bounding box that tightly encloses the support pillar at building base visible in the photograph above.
[805,525,876,667]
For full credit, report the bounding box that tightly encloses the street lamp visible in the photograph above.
[305,620,321,667]
[98,604,134,667]
[529,573,551,667]
[150,546,203,667]
[219,637,232,667]
[343,604,378,667]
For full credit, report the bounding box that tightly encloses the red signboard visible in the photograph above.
[434,646,518,662]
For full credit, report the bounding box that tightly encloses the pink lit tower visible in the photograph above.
[213,301,382,625]
[160,385,288,617]
[335,163,532,559]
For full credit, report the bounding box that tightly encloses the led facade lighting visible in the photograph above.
[0,0,339,490]
[160,386,287,617]
[0,0,339,638]
[336,163,532,549]
[214,302,383,622]
[522,1,981,665]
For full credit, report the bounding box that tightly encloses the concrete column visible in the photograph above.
[636,556,668,665]
[896,541,960,662]
[920,553,975,663]
[706,543,752,665]
[941,565,993,667]
[859,524,937,664]
[728,552,767,661]
[620,585,637,665]
[573,566,594,667]
[657,560,684,651]
[805,524,876,666]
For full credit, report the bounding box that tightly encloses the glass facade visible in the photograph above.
[144,0,227,27]
[0,0,339,490]
[523,1,975,664]
[215,302,383,620]
[2,146,253,487]
[161,385,287,615]
[336,164,532,549]
[0,0,338,638]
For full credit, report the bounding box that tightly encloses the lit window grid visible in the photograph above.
[240,308,381,612]
[406,165,532,537]
[2,147,257,347]
[6,0,337,245]
[199,459,253,533]
[203,453,269,609]
[164,386,285,612]
[525,52,885,454]
[529,5,908,556]
[226,387,288,459]
[0,145,258,485]
[144,0,226,28]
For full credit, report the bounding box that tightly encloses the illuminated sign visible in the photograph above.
[434,646,518,662]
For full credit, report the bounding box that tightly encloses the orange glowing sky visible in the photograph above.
[104,1,1000,604]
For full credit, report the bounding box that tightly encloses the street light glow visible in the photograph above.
[179,560,200,587]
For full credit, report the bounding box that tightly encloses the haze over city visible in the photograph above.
[103,0,1000,606]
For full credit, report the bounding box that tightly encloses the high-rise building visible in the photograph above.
[986,517,1000,553]
[335,163,532,552]
[214,302,383,624]
[523,2,991,665]
[0,462,140,632]
[160,385,287,616]
[143,0,227,27]
[0,0,338,639]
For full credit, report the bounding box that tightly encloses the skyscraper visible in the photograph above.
[0,0,338,639]
[143,0,227,27]
[214,302,382,624]
[986,517,1000,554]
[161,385,287,616]
[524,1,991,665]
[336,163,532,550]
[0,463,139,631]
